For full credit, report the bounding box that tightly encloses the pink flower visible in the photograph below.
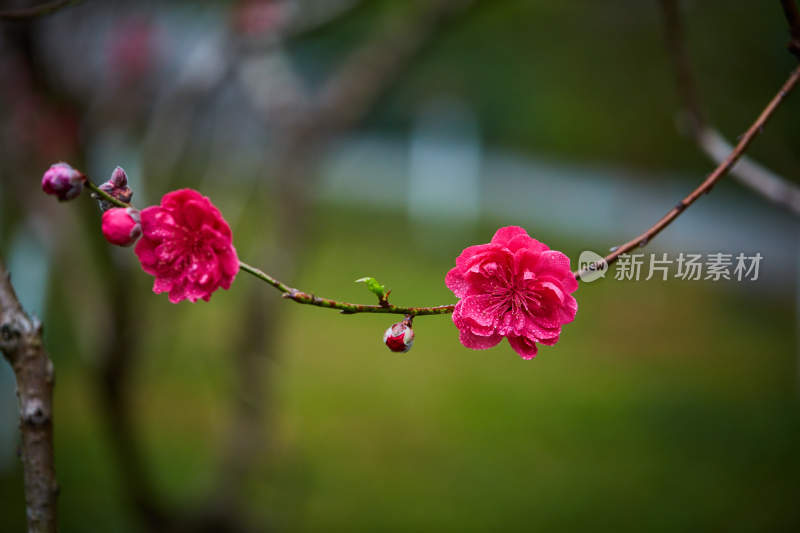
[445,226,578,359]
[134,189,239,303]
[102,207,142,247]
[41,162,86,201]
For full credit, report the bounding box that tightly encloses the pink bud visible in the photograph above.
[383,321,414,353]
[101,207,142,247]
[109,166,128,187]
[96,166,133,210]
[41,162,86,201]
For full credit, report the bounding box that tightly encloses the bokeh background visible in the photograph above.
[1,0,799,531]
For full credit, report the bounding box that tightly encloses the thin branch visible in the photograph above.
[0,257,58,533]
[238,62,800,308]
[575,64,800,280]
[85,66,800,313]
[660,0,800,215]
[239,261,455,316]
[694,128,800,214]
[781,0,800,59]
[0,0,80,20]
[659,0,705,130]
[84,180,130,209]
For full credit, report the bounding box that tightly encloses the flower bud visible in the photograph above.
[41,162,86,201]
[101,207,142,247]
[108,166,128,187]
[383,321,414,353]
[96,166,133,211]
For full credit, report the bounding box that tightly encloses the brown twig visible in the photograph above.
[575,64,800,280]
[0,0,80,20]
[0,258,58,533]
[249,58,800,300]
[252,58,800,303]
[692,128,800,215]
[239,262,454,315]
[660,0,800,215]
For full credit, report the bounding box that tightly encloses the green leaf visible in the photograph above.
[355,276,388,300]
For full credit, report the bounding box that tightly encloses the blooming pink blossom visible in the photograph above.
[102,207,141,247]
[41,162,85,201]
[134,189,239,303]
[445,226,578,359]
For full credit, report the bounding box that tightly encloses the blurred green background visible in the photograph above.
[1,0,799,532]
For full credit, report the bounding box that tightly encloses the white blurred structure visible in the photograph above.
[323,133,798,293]
[408,99,482,226]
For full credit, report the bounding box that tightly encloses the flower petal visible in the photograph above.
[134,189,237,303]
[453,295,498,337]
[535,251,578,293]
[455,243,502,270]
[458,328,503,350]
[490,226,529,246]
[445,266,469,298]
[507,336,539,359]
[445,226,577,358]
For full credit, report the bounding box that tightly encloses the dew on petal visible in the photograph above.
[134,189,238,304]
[445,226,578,359]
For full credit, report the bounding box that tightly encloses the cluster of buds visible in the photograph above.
[42,162,142,247]
[41,162,86,201]
[94,166,133,211]
[96,167,141,247]
[383,318,414,353]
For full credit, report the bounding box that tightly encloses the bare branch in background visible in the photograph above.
[659,0,800,216]
[780,0,800,59]
[693,128,800,214]
[210,0,485,523]
[282,0,479,158]
[577,65,800,279]
[94,258,172,531]
[0,0,80,20]
[269,0,483,262]
[90,217,252,533]
[0,258,58,533]
[79,3,488,529]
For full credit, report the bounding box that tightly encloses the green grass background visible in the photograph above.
[1,0,799,530]
[2,205,795,532]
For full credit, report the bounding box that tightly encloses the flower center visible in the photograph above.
[484,273,543,320]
